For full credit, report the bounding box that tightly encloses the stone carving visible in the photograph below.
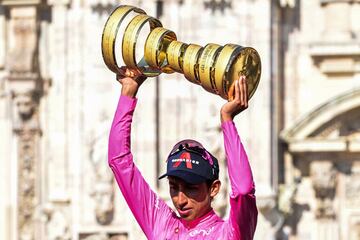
[17,129,39,240]
[204,0,232,14]
[13,90,40,240]
[45,207,71,240]
[311,108,360,139]
[89,133,114,225]
[257,194,287,240]
[310,161,337,219]
[321,0,352,42]
[6,5,44,240]
[345,167,360,207]
[278,180,299,217]
[91,2,117,16]
[13,90,37,121]
[7,7,38,77]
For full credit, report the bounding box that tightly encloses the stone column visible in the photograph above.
[310,161,339,240]
[0,0,48,239]
[12,90,42,240]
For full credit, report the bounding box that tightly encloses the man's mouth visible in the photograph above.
[177,208,191,217]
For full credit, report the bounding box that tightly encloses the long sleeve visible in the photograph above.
[108,95,173,238]
[222,120,257,240]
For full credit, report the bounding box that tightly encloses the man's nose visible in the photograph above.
[177,191,188,207]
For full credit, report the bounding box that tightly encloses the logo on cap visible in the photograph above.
[172,152,193,169]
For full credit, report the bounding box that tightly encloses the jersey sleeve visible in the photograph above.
[108,94,173,238]
[222,120,258,240]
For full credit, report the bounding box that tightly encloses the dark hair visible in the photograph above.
[206,179,216,189]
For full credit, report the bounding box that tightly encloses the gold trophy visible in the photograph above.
[102,5,261,100]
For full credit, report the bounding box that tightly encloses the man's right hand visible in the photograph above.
[117,67,147,98]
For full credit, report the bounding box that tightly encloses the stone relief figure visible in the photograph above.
[278,179,300,217]
[46,209,71,240]
[12,90,39,133]
[7,9,38,74]
[89,132,115,225]
[345,164,360,207]
[310,161,337,219]
[14,91,36,121]
[19,224,33,240]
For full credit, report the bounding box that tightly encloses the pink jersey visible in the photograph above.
[108,95,257,240]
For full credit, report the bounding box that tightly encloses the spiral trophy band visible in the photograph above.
[102,5,261,100]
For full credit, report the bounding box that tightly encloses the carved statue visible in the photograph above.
[47,210,71,240]
[278,179,299,217]
[7,9,37,74]
[310,161,337,219]
[14,90,37,121]
[89,133,115,225]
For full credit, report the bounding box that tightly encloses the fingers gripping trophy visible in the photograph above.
[101,5,261,100]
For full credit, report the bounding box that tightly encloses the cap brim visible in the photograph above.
[158,170,207,184]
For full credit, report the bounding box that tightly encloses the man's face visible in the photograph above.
[168,176,219,221]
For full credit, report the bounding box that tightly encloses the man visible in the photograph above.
[108,68,257,239]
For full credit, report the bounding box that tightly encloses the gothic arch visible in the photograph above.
[281,88,360,153]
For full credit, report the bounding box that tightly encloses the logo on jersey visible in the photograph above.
[189,227,215,237]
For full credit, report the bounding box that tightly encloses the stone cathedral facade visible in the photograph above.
[0,0,359,240]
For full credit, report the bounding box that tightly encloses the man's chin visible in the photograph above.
[181,215,195,221]
[180,213,196,222]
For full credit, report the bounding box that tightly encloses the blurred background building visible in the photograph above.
[0,0,359,239]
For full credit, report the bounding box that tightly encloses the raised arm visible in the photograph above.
[108,68,172,238]
[221,77,257,239]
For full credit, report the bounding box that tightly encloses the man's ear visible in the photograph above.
[210,180,221,198]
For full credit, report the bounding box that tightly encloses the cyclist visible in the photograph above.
[108,67,257,239]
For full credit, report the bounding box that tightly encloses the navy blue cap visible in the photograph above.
[158,140,219,184]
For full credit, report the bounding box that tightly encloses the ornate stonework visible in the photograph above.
[7,7,39,79]
[345,168,360,207]
[13,92,41,240]
[2,2,46,239]
[46,209,71,240]
[89,134,114,225]
[310,161,337,219]
[203,0,232,14]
